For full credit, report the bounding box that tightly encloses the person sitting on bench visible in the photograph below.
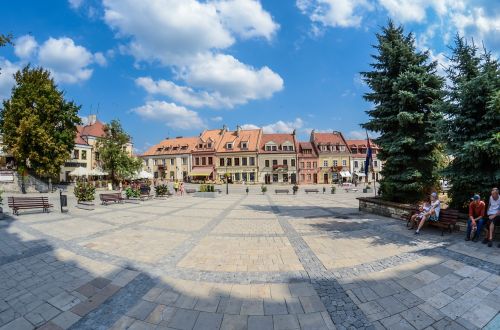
[466,194,486,242]
[415,192,440,235]
[483,187,500,247]
[408,199,431,230]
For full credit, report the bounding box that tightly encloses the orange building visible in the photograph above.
[311,130,352,184]
[258,132,297,184]
[297,142,319,184]
[190,127,227,181]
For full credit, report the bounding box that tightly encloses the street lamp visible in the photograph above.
[225,164,229,195]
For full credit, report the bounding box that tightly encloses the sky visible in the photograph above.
[0,0,499,153]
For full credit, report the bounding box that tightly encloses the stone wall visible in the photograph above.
[357,197,414,220]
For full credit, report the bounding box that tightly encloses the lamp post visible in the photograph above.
[226,165,229,195]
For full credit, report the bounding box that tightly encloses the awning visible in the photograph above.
[339,171,352,178]
[190,167,213,177]
[353,172,365,177]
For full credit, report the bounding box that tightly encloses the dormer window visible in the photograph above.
[198,143,203,149]
[241,142,248,149]
[339,145,346,152]
[207,143,212,148]
[272,145,277,151]
[266,146,271,151]
[226,142,233,149]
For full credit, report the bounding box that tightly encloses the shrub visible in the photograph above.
[261,185,267,194]
[125,187,140,198]
[155,184,169,196]
[331,186,336,194]
[74,182,95,202]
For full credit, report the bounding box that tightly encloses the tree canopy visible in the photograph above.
[96,119,141,186]
[440,36,500,209]
[0,65,81,177]
[361,20,445,203]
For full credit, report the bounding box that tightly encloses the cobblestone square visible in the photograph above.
[0,190,499,329]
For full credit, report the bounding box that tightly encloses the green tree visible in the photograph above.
[96,119,141,187]
[0,66,81,180]
[361,21,444,203]
[0,33,12,47]
[441,36,500,209]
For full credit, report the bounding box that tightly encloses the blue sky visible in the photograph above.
[1,0,499,153]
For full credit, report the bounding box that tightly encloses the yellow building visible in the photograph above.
[311,130,351,184]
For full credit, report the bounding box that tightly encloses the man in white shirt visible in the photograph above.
[483,188,500,247]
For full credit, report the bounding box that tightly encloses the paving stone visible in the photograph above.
[426,292,454,309]
[432,317,468,330]
[297,312,328,329]
[0,317,34,330]
[89,277,111,289]
[126,300,157,321]
[240,300,264,316]
[220,314,248,330]
[380,314,414,329]
[414,270,440,284]
[393,292,424,309]
[50,311,80,329]
[47,292,81,311]
[248,315,273,330]
[401,307,435,330]
[29,303,60,322]
[285,297,304,314]
[223,298,243,315]
[194,297,220,313]
[351,287,379,302]
[157,290,180,306]
[376,296,407,315]
[174,295,198,309]
[128,320,155,330]
[36,321,63,330]
[110,316,135,330]
[167,308,199,330]
[299,295,326,313]
[75,284,99,298]
[289,283,316,297]
[273,314,300,330]
[193,312,223,330]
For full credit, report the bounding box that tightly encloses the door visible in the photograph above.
[313,173,317,184]
[290,173,296,184]
[265,174,271,184]
[323,173,328,184]
[283,173,288,183]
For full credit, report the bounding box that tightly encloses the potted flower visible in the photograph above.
[261,185,267,194]
[74,182,96,210]
[331,186,336,194]
[323,187,326,194]
[363,183,373,193]
[246,187,249,194]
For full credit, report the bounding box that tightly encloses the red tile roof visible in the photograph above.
[142,136,198,156]
[346,139,380,149]
[297,142,318,158]
[311,131,350,152]
[74,127,89,146]
[216,128,262,153]
[79,120,106,138]
[259,133,296,153]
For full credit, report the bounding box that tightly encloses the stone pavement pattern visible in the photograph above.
[0,190,499,330]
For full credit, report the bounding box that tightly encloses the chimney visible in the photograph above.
[236,125,241,137]
[88,114,97,125]
[220,125,227,135]
[292,129,296,136]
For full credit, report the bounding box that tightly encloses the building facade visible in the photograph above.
[297,142,319,184]
[141,137,197,181]
[258,133,298,184]
[347,139,382,183]
[215,127,261,183]
[190,127,227,181]
[311,131,351,184]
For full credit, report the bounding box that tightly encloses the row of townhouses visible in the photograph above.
[140,126,382,185]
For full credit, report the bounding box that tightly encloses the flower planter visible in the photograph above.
[125,197,141,204]
[363,188,373,193]
[194,192,218,198]
[76,201,95,210]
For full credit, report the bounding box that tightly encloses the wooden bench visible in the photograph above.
[305,189,319,194]
[99,193,124,205]
[140,187,153,200]
[345,188,359,193]
[186,188,196,194]
[404,207,459,236]
[8,196,53,215]
[275,189,289,194]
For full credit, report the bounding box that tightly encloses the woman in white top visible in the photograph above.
[415,192,441,235]
[484,188,500,247]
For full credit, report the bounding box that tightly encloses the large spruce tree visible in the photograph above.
[361,21,444,203]
[441,36,500,209]
[0,66,81,178]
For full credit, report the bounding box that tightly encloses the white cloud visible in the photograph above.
[14,35,38,59]
[347,130,379,139]
[103,0,283,109]
[93,52,107,66]
[213,0,279,40]
[242,118,304,133]
[0,59,21,101]
[132,100,205,129]
[297,0,372,30]
[38,37,94,84]
[68,0,84,9]
[211,116,223,122]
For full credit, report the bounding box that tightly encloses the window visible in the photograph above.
[306,162,311,169]
[73,150,79,159]
[95,152,100,161]
[339,145,346,152]
[374,160,378,167]
[272,160,278,166]
[202,157,206,166]
[265,160,270,167]
[249,157,255,166]
[313,162,317,168]
[170,171,174,179]
[198,144,203,148]
[291,159,295,167]
[301,174,305,181]
[342,160,347,166]
[242,172,248,181]
[241,142,248,149]
[81,150,87,160]
[242,157,247,166]
[333,160,338,167]
[207,143,212,148]
[323,160,328,167]
[227,158,232,166]
[307,174,312,181]
[195,157,200,166]
[235,173,240,181]
[266,145,271,151]
[153,159,158,166]
[249,172,255,182]
[300,162,304,169]
[283,159,288,166]
[272,174,278,182]
[272,145,277,151]
[170,159,175,165]
[354,161,359,168]
[220,158,225,166]
[208,157,213,165]
[226,143,233,149]
[182,158,187,165]
[234,158,240,166]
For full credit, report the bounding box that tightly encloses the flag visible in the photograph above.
[365,132,373,176]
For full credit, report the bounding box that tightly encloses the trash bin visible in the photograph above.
[60,190,68,213]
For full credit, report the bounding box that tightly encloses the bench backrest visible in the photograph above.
[440,209,459,221]
[8,196,49,203]
[100,193,122,198]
